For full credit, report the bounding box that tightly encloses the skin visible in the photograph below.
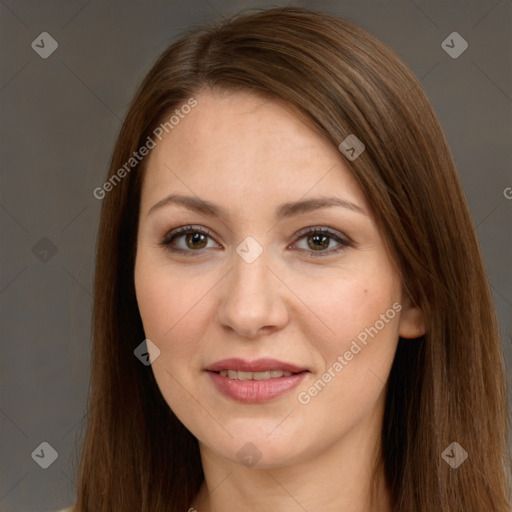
[134,88,425,512]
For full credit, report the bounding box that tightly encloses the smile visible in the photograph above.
[207,369,308,403]
[217,370,293,380]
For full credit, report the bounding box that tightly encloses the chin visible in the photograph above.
[199,428,314,469]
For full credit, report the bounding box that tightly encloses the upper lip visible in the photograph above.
[205,358,308,373]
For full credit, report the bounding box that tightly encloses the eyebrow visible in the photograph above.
[147,193,367,219]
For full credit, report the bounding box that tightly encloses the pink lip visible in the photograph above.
[205,358,309,403]
[207,372,307,403]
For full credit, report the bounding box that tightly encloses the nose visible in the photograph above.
[216,244,289,339]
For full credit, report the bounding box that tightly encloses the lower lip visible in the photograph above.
[207,371,308,403]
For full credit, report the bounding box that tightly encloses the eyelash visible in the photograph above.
[159,224,351,258]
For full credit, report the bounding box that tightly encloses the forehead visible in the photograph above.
[140,89,368,213]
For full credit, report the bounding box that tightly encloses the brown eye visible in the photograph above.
[160,225,219,255]
[184,232,208,250]
[307,233,330,251]
[293,227,351,257]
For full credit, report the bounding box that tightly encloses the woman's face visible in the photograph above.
[134,88,422,468]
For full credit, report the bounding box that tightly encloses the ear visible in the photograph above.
[398,295,426,339]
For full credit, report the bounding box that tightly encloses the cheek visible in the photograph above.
[134,256,223,369]
[296,269,401,406]
[305,269,400,351]
[134,261,210,416]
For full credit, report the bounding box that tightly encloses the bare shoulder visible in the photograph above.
[56,507,74,512]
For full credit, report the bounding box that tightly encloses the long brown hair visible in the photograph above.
[75,6,510,511]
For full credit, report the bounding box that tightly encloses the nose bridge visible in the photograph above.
[230,235,274,306]
[216,235,288,337]
[235,245,269,292]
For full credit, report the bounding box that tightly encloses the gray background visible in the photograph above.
[0,1,511,510]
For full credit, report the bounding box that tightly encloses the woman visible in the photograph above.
[67,6,510,511]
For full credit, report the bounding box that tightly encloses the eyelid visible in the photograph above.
[161,224,213,244]
[293,225,351,244]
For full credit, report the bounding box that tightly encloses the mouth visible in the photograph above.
[214,369,296,380]
[205,358,309,403]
